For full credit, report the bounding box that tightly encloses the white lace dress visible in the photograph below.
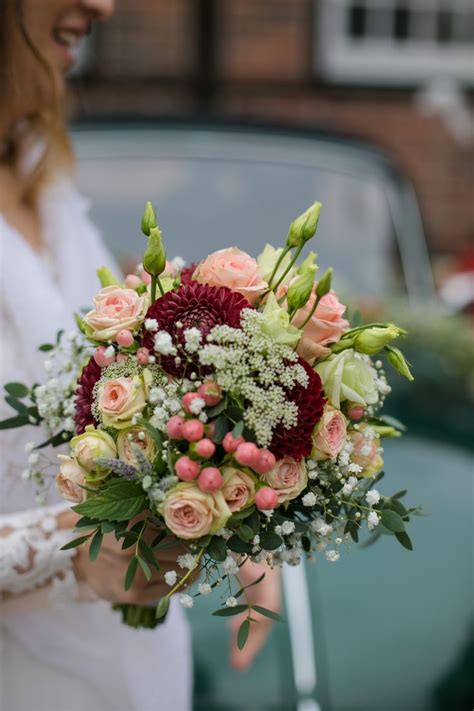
[0,179,192,711]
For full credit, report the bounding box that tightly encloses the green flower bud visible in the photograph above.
[287,264,317,312]
[287,202,322,248]
[261,293,301,347]
[385,346,414,381]
[96,266,120,288]
[296,250,318,275]
[354,324,406,356]
[143,227,166,277]
[141,201,157,236]
[316,267,333,299]
[370,425,402,438]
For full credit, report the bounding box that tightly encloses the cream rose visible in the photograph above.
[311,405,347,461]
[83,286,149,341]
[117,426,156,467]
[315,349,379,410]
[159,483,231,540]
[97,371,151,430]
[349,425,384,478]
[221,466,257,512]
[261,456,308,504]
[56,455,87,503]
[70,425,117,473]
[193,247,267,305]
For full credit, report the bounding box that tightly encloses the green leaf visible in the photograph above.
[100,521,116,534]
[226,535,253,554]
[238,524,255,543]
[151,529,167,549]
[5,382,29,398]
[36,431,69,449]
[137,556,152,580]
[252,605,284,622]
[206,401,226,418]
[5,396,28,414]
[379,414,406,432]
[395,530,413,551]
[212,605,248,617]
[138,541,160,571]
[392,489,407,500]
[89,530,103,561]
[75,517,101,530]
[60,535,91,550]
[73,480,147,522]
[39,344,54,352]
[0,414,30,430]
[124,557,138,591]
[235,572,266,599]
[213,414,229,444]
[156,596,170,620]
[344,519,359,543]
[380,509,405,533]
[237,619,250,650]
[259,532,283,551]
[207,536,228,562]
[232,421,244,438]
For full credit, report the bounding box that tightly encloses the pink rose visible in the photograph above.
[117,426,156,466]
[221,466,256,512]
[56,455,87,503]
[312,405,347,461]
[278,285,349,364]
[83,286,149,341]
[97,372,150,429]
[193,247,267,305]
[261,456,308,504]
[159,483,231,540]
[349,425,384,478]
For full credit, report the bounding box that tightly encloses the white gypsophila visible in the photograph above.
[325,550,340,562]
[341,475,358,497]
[189,397,206,415]
[281,521,296,536]
[154,331,177,356]
[198,310,307,446]
[145,318,158,332]
[311,518,333,537]
[347,462,363,475]
[179,594,194,609]
[171,256,185,271]
[183,327,202,354]
[367,511,381,530]
[226,596,238,608]
[177,554,197,570]
[24,441,35,452]
[222,555,239,576]
[302,492,317,507]
[198,583,212,595]
[366,489,381,506]
[164,571,178,586]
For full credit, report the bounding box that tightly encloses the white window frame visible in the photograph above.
[314,0,474,86]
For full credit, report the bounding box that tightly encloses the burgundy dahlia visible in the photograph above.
[74,357,101,434]
[142,282,251,377]
[179,263,198,286]
[269,358,326,461]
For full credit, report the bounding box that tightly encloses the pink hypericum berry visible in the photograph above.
[124,274,142,289]
[181,419,205,442]
[197,467,223,492]
[195,438,216,459]
[253,449,277,475]
[93,346,115,367]
[347,404,365,420]
[115,353,128,364]
[222,432,245,454]
[166,415,185,439]
[116,329,134,347]
[255,487,278,511]
[235,442,260,468]
[175,456,201,481]
[136,347,150,365]
[205,422,216,440]
[198,382,222,407]
[140,270,152,285]
[182,392,202,414]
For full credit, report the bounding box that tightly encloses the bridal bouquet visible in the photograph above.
[1,201,418,641]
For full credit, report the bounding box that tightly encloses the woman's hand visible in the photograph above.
[229,560,282,670]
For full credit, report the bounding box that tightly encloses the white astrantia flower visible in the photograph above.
[164,570,177,586]
[325,549,340,562]
[226,596,238,608]
[281,521,296,536]
[179,594,194,608]
[198,583,212,595]
[366,489,381,506]
[367,511,380,530]
[177,554,197,570]
[154,331,177,356]
[302,492,317,507]
[145,318,158,332]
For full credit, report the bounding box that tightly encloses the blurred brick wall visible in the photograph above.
[72,0,473,256]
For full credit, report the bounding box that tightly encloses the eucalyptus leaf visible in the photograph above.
[252,605,284,622]
[212,605,248,617]
[124,557,138,591]
[259,532,283,550]
[89,530,103,561]
[226,535,253,554]
[207,536,227,562]
[232,421,244,438]
[5,396,28,414]
[60,535,91,550]
[5,382,29,398]
[380,509,405,533]
[137,556,152,581]
[0,414,30,430]
[237,619,250,650]
[395,531,413,551]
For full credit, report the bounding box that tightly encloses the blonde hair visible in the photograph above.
[0,0,74,204]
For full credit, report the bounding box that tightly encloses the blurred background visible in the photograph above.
[66,2,473,709]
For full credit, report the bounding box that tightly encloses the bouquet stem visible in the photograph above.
[112,603,168,629]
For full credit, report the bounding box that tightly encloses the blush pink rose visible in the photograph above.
[311,405,347,461]
[261,456,308,504]
[159,483,231,540]
[349,425,384,478]
[56,455,87,503]
[221,466,256,512]
[97,373,150,429]
[83,286,149,341]
[193,247,267,305]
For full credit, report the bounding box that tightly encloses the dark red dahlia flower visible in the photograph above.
[142,282,251,377]
[74,357,101,434]
[269,358,326,461]
[179,263,198,286]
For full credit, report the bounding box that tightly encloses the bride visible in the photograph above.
[0,2,279,709]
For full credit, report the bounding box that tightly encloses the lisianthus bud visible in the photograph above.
[97,266,120,288]
[287,265,317,312]
[141,201,157,236]
[143,227,166,277]
[316,268,333,299]
[287,202,322,248]
[296,250,318,275]
[261,292,301,347]
[354,324,406,356]
[385,346,414,381]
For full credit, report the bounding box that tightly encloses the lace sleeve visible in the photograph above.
[0,503,79,601]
